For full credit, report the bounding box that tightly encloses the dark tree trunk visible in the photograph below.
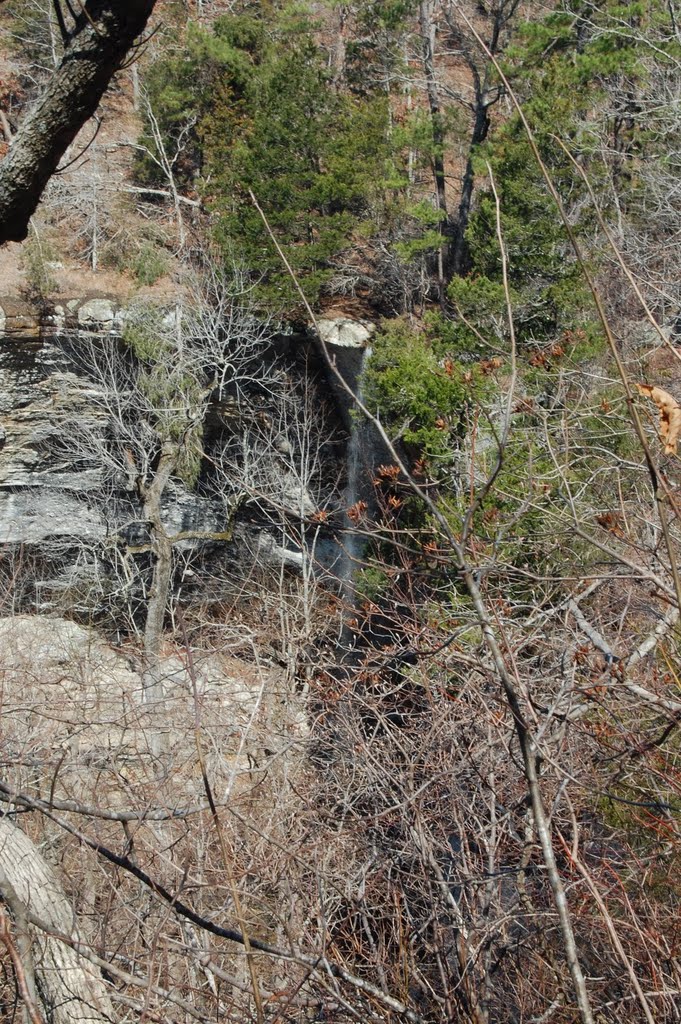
[451,96,492,276]
[419,0,449,303]
[0,1,156,244]
[446,0,520,276]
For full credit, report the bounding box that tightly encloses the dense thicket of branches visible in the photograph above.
[0,1,680,1022]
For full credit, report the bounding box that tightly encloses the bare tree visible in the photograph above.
[50,270,279,697]
[49,265,342,708]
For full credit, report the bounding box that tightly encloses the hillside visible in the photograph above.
[0,2,680,1023]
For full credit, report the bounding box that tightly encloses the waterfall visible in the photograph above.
[340,344,373,599]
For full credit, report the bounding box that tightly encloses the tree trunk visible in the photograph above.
[419,0,448,220]
[141,443,177,704]
[419,0,449,301]
[446,0,521,275]
[333,4,348,87]
[0,1,157,244]
[0,819,113,1023]
[451,93,492,275]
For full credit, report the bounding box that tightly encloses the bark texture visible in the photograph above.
[0,1,157,244]
[0,818,114,1022]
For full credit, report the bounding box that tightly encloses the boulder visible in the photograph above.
[0,614,301,800]
[76,297,118,331]
[317,316,374,349]
[0,297,41,338]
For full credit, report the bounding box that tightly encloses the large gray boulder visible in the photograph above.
[317,316,373,349]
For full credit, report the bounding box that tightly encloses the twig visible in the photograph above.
[556,829,655,1024]
[0,904,43,1024]
[177,607,265,1024]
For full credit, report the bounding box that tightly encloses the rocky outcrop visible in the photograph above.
[0,295,125,339]
[317,316,373,350]
[0,297,224,546]
[0,614,302,788]
[0,299,379,599]
[314,314,375,431]
[0,301,106,542]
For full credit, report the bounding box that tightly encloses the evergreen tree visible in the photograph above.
[140,5,393,309]
[456,0,674,345]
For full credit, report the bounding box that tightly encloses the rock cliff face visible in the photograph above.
[0,296,224,546]
[0,297,109,544]
[0,299,375,598]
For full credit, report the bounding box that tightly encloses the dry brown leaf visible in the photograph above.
[480,356,503,374]
[636,383,681,454]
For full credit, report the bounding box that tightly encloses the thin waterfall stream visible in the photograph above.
[340,343,373,597]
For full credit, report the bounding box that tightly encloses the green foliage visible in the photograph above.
[134,18,257,189]
[393,200,446,261]
[463,137,590,344]
[355,0,416,32]
[447,276,512,346]
[477,431,554,534]
[122,305,204,487]
[392,108,455,166]
[354,565,391,604]
[342,0,417,89]
[140,5,393,309]
[121,304,166,362]
[458,0,655,346]
[22,231,58,306]
[364,319,489,471]
[383,101,465,275]
[205,18,391,307]
[4,1,63,74]
[174,444,202,490]
[126,242,169,287]
[100,222,170,288]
